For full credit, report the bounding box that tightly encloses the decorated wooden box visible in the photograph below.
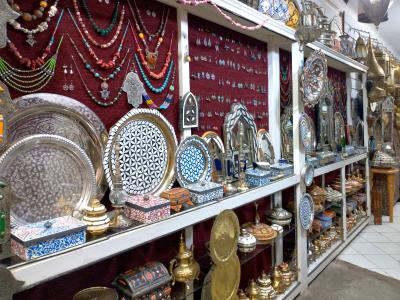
[113,261,172,300]
[271,162,294,176]
[125,195,170,224]
[245,168,270,187]
[186,181,223,205]
[160,187,193,213]
[11,216,86,261]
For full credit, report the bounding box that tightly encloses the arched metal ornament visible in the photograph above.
[300,50,328,108]
[180,91,199,129]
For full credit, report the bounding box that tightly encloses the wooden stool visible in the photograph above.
[370,167,399,224]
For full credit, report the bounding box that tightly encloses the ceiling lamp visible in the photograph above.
[354,35,368,62]
[358,0,392,29]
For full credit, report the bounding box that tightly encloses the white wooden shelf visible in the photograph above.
[314,153,368,177]
[8,175,299,290]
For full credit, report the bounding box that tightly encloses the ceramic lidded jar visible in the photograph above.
[238,228,257,253]
[257,271,277,300]
[265,207,292,226]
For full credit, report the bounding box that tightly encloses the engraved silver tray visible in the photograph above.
[175,135,212,188]
[103,109,178,196]
[0,134,96,225]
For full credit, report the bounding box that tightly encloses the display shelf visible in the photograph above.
[7,175,299,290]
[313,202,334,216]
[276,282,301,300]
[307,216,370,283]
[347,217,370,238]
[314,153,368,177]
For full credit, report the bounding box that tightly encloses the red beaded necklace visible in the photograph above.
[7,8,64,70]
[72,0,125,49]
[130,23,173,80]
[67,8,127,70]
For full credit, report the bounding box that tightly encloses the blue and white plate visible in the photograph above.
[175,135,212,188]
[299,113,316,153]
[299,193,314,230]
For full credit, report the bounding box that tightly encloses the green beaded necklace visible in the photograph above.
[80,0,120,36]
[0,36,63,93]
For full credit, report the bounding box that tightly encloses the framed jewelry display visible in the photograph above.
[103,108,178,196]
[0,134,96,225]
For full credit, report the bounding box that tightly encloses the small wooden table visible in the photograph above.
[370,167,399,224]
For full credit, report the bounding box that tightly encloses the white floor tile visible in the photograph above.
[390,254,400,262]
[362,226,377,233]
[384,268,400,280]
[387,223,400,232]
[360,232,392,243]
[382,232,400,242]
[338,254,377,269]
[364,254,400,268]
[368,225,397,233]
[351,242,385,255]
[374,243,400,254]
[369,268,389,276]
[353,235,369,243]
[341,246,358,255]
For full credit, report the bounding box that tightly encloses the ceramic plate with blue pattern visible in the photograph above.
[175,135,212,188]
[299,193,314,230]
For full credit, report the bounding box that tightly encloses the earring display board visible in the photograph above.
[0,0,180,131]
[188,14,269,137]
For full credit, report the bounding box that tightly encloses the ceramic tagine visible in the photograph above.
[245,279,260,300]
[265,207,292,226]
[170,234,200,289]
[237,228,257,253]
[257,271,277,300]
[243,203,277,244]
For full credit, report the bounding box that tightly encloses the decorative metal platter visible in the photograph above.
[299,193,314,230]
[103,109,177,196]
[6,104,106,196]
[202,131,225,181]
[0,134,96,225]
[334,112,345,146]
[211,254,240,300]
[301,163,314,187]
[300,50,327,108]
[299,113,316,152]
[175,135,212,188]
[210,209,240,265]
[257,129,275,164]
[13,93,107,138]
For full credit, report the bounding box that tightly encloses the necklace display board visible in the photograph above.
[188,14,269,137]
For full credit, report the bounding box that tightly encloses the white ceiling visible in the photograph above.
[377,0,400,57]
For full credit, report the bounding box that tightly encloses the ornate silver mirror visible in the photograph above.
[281,106,293,162]
[334,112,345,150]
[202,131,225,182]
[382,96,394,147]
[180,91,199,130]
[257,129,275,164]
[317,80,334,151]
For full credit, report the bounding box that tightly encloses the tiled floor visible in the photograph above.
[338,202,400,280]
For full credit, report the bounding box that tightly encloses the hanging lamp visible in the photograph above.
[358,0,392,29]
[354,35,368,62]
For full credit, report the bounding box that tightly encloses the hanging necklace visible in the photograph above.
[71,54,131,107]
[128,0,169,69]
[128,0,169,42]
[67,8,128,70]
[80,0,120,36]
[134,53,173,94]
[8,0,49,22]
[72,0,125,48]
[8,0,60,47]
[0,36,63,93]
[7,8,64,70]
[68,34,130,100]
[130,23,173,80]
[142,69,176,110]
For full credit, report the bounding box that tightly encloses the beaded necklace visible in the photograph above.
[128,0,168,42]
[130,23,173,80]
[67,8,127,70]
[68,32,130,100]
[8,0,60,47]
[0,36,63,93]
[71,54,130,107]
[8,0,49,22]
[80,0,120,36]
[72,0,125,49]
[7,9,64,70]
[128,0,169,69]
[134,53,173,94]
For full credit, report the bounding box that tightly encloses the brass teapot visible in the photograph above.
[169,234,200,289]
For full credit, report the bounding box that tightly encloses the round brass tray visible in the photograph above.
[211,255,240,300]
[210,210,240,265]
[73,287,118,300]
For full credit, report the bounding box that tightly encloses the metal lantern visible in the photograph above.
[295,0,322,51]
[358,0,391,29]
[354,35,368,62]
